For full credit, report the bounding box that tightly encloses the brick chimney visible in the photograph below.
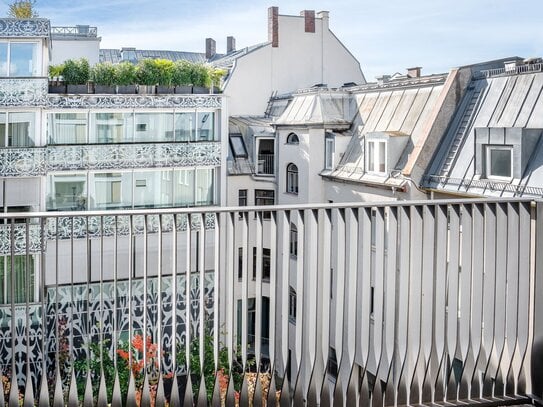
[268,6,279,48]
[206,38,216,59]
[407,67,422,78]
[227,36,236,53]
[300,10,315,33]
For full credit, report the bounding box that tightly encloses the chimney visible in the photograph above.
[407,67,422,78]
[268,6,279,48]
[316,11,329,30]
[300,10,315,33]
[227,36,236,53]
[376,75,390,85]
[206,38,216,59]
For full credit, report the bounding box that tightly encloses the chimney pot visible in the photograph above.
[206,38,216,59]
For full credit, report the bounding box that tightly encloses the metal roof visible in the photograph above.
[99,49,210,64]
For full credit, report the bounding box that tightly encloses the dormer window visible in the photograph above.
[367,140,386,174]
[486,145,512,179]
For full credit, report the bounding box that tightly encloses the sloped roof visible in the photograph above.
[211,43,269,69]
[275,90,352,127]
[327,76,447,185]
[424,67,543,198]
[100,49,209,64]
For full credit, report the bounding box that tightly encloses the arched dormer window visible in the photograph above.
[286,163,298,194]
[286,133,299,144]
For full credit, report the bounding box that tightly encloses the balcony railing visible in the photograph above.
[0,199,541,406]
[257,154,274,175]
[51,25,98,38]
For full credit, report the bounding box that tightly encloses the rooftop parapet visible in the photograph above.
[0,18,50,37]
[51,25,98,38]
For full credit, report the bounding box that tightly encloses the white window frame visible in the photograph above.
[366,140,387,174]
[0,40,41,77]
[485,145,513,180]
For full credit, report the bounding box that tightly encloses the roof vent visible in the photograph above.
[375,75,390,85]
[407,67,422,78]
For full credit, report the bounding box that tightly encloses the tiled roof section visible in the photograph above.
[99,49,211,64]
[424,67,543,198]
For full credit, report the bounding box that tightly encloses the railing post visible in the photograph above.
[532,202,543,403]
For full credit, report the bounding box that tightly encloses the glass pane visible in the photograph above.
[0,43,8,76]
[490,149,511,177]
[91,172,132,209]
[10,42,38,77]
[196,112,214,141]
[48,113,87,144]
[134,113,174,142]
[173,169,194,206]
[1,256,35,304]
[90,113,129,143]
[133,170,172,208]
[175,112,196,141]
[368,142,375,171]
[195,168,213,205]
[46,173,87,211]
[379,141,386,173]
[0,113,6,146]
[8,112,35,146]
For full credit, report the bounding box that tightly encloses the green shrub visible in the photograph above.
[172,60,192,86]
[62,58,90,85]
[210,68,226,88]
[48,63,64,79]
[153,58,175,86]
[136,59,160,85]
[114,62,137,86]
[190,63,211,87]
[91,62,116,86]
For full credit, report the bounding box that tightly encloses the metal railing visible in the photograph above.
[257,154,274,175]
[481,62,543,78]
[51,26,98,37]
[0,199,541,406]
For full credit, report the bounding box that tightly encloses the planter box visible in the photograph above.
[48,84,66,94]
[116,85,137,94]
[66,84,91,94]
[137,85,156,95]
[156,85,175,94]
[174,85,192,94]
[192,86,209,94]
[94,85,116,94]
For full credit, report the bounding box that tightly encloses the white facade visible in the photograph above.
[221,9,365,116]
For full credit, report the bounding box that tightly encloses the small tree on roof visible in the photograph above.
[7,0,38,18]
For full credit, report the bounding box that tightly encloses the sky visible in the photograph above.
[3,0,542,80]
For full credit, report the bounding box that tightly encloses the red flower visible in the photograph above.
[117,349,130,360]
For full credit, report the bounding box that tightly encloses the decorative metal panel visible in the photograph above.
[0,224,43,255]
[0,78,48,106]
[0,18,50,37]
[46,94,222,109]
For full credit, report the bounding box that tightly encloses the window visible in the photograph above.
[289,287,296,323]
[256,139,275,175]
[286,133,299,144]
[0,41,40,77]
[238,247,243,279]
[48,113,87,144]
[230,135,248,158]
[0,112,36,147]
[238,189,247,218]
[286,163,299,194]
[0,256,35,304]
[289,224,298,257]
[486,145,512,179]
[325,134,334,170]
[367,140,387,173]
[252,247,271,280]
[255,189,274,219]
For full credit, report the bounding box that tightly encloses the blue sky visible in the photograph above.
[4,0,542,80]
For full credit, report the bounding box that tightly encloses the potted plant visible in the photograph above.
[48,63,66,93]
[114,62,137,94]
[91,62,116,94]
[191,63,211,94]
[154,59,175,94]
[136,59,158,94]
[172,60,192,94]
[63,58,91,94]
[210,67,226,94]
